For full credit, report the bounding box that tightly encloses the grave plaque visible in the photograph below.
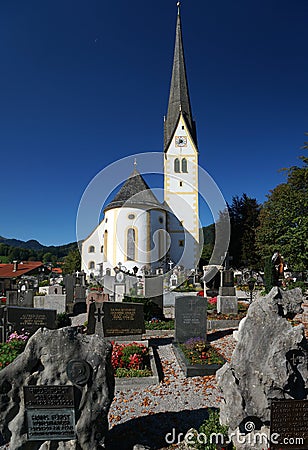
[270,400,308,449]
[24,386,75,441]
[87,301,145,337]
[7,306,57,335]
[175,295,207,343]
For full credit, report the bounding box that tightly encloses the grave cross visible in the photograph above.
[189,297,195,311]
[94,306,104,323]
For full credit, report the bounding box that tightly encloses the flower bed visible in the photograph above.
[0,332,29,370]
[173,337,225,377]
[111,341,152,378]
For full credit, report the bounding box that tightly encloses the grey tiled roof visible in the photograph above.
[104,169,162,211]
[164,9,197,151]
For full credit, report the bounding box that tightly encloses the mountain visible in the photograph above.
[0,236,78,261]
[0,236,45,251]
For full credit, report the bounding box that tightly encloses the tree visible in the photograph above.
[256,154,308,273]
[62,249,81,274]
[228,194,261,268]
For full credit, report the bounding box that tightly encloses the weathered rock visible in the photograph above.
[0,327,114,450]
[216,287,307,449]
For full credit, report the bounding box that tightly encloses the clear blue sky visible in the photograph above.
[1,0,307,245]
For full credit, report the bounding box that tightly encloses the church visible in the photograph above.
[82,5,201,278]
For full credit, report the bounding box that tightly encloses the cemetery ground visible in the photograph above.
[106,329,236,450]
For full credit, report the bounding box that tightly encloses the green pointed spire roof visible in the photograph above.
[104,168,162,212]
[164,4,197,151]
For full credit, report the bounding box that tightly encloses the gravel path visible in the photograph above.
[107,330,236,450]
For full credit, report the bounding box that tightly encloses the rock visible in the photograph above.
[0,327,114,450]
[216,287,308,450]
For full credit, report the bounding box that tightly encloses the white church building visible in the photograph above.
[82,6,201,278]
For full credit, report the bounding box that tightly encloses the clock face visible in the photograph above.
[175,136,187,147]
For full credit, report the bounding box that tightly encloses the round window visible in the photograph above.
[128,214,135,220]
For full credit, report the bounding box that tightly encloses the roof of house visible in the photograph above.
[104,168,162,212]
[0,261,45,278]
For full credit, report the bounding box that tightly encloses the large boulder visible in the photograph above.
[216,287,308,449]
[0,327,114,450]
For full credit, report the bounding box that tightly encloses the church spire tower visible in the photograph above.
[164,3,200,270]
[164,2,197,151]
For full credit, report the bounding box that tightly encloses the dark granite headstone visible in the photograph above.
[64,275,75,304]
[6,291,18,306]
[24,385,75,441]
[175,295,207,343]
[73,302,87,316]
[74,286,86,302]
[7,306,57,335]
[270,399,308,449]
[87,301,145,338]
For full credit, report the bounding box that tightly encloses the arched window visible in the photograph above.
[103,231,108,261]
[88,261,95,270]
[101,245,104,253]
[181,158,188,173]
[174,158,180,173]
[88,245,95,253]
[126,228,136,261]
[158,229,165,260]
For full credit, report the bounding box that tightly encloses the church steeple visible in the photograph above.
[164,3,197,152]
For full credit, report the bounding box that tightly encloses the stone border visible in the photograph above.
[114,346,160,390]
[172,342,224,377]
[207,319,240,330]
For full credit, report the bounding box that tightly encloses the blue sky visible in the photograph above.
[1,0,307,245]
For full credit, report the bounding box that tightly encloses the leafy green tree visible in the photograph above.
[256,154,308,273]
[228,194,261,268]
[62,249,81,274]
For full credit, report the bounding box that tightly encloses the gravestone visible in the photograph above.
[87,301,145,339]
[270,400,308,449]
[7,306,57,335]
[144,275,163,318]
[6,291,18,306]
[175,295,207,343]
[0,306,6,343]
[217,287,308,450]
[33,294,66,314]
[0,327,114,449]
[49,284,63,295]
[217,269,238,314]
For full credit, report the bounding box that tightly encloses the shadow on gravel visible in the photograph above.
[106,407,213,450]
[207,329,234,342]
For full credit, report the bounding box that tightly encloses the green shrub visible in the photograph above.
[56,312,71,328]
[188,409,231,450]
[145,320,174,330]
[115,368,152,378]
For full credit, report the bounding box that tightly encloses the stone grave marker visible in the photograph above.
[270,399,308,449]
[23,385,75,441]
[87,301,145,339]
[6,291,18,306]
[217,269,238,314]
[7,306,57,335]
[175,295,207,343]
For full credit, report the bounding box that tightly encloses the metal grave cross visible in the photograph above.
[94,304,104,336]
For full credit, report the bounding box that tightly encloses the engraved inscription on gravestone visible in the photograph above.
[270,400,308,449]
[87,301,145,337]
[7,307,57,335]
[24,386,75,441]
[175,295,207,343]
